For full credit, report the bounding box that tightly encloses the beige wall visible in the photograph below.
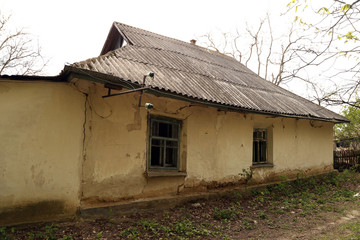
[0,78,335,224]
[79,80,335,205]
[0,80,85,225]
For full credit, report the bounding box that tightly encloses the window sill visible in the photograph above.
[146,170,187,178]
[250,163,274,169]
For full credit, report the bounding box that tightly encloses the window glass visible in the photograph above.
[151,139,163,167]
[150,117,180,169]
[253,129,267,164]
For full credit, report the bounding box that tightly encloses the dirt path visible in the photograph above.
[278,208,360,240]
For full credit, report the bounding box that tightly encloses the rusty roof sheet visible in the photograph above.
[70,22,348,122]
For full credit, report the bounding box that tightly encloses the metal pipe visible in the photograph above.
[102,87,149,98]
[138,75,147,107]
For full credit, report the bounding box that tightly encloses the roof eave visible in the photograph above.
[62,66,349,124]
[0,74,66,82]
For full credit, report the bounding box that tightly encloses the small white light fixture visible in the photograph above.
[144,103,154,109]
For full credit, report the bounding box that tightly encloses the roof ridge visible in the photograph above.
[114,22,247,67]
[114,22,196,47]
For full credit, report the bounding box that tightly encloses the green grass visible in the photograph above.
[342,222,360,239]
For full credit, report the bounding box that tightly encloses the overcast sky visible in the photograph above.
[1,0,292,75]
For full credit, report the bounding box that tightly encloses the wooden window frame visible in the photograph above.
[148,116,181,170]
[252,128,268,164]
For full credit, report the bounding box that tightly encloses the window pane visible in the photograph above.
[259,141,267,162]
[165,148,177,167]
[149,117,181,169]
[253,129,267,163]
[253,141,259,162]
[165,141,178,167]
[158,122,169,137]
[152,120,179,138]
[152,121,159,136]
[151,139,164,167]
[262,131,267,140]
[171,124,179,139]
[151,139,161,147]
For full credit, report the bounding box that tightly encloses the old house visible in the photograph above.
[0,22,348,225]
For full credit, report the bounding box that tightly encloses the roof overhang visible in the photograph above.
[0,74,65,82]
[62,65,350,124]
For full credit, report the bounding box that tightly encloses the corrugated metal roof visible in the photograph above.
[70,22,348,122]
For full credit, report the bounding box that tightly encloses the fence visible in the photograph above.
[333,149,360,170]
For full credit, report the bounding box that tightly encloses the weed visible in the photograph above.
[233,203,243,214]
[172,218,218,238]
[258,211,268,219]
[159,225,171,237]
[242,218,255,230]
[281,224,291,230]
[270,176,294,196]
[293,171,305,190]
[140,219,159,236]
[120,227,140,239]
[314,185,327,195]
[326,171,339,186]
[174,219,194,236]
[201,222,210,228]
[57,236,74,240]
[239,168,253,184]
[319,205,333,212]
[299,212,307,217]
[256,196,265,203]
[249,188,260,198]
[307,176,317,188]
[273,209,285,214]
[163,210,169,218]
[316,198,326,204]
[213,207,236,220]
[0,227,14,240]
[232,191,243,200]
[28,225,57,240]
[334,188,354,199]
[94,231,103,240]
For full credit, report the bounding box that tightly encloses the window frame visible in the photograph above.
[252,128,268,164]
[148,116,181,170]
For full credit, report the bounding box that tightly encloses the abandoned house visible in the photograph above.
[0,22,349,225]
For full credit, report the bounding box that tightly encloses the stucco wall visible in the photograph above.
[80,81,335,206]
[0,78,335,225]
[0,80,85,225]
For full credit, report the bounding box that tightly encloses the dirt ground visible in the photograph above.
[2,171,360,240]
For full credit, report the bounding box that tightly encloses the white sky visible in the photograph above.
[1,0,292,75]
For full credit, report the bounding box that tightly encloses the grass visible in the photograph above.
[3,169,360,239]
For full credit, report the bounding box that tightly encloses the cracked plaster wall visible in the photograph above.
[81,81,335,203]
[0,78,335,224]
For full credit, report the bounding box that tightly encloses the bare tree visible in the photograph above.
[0,12,47,75]
[286,0,360,108]
[197,15,311,87]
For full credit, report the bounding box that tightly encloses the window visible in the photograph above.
[149,117,181,169]
[253,129,267,164]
